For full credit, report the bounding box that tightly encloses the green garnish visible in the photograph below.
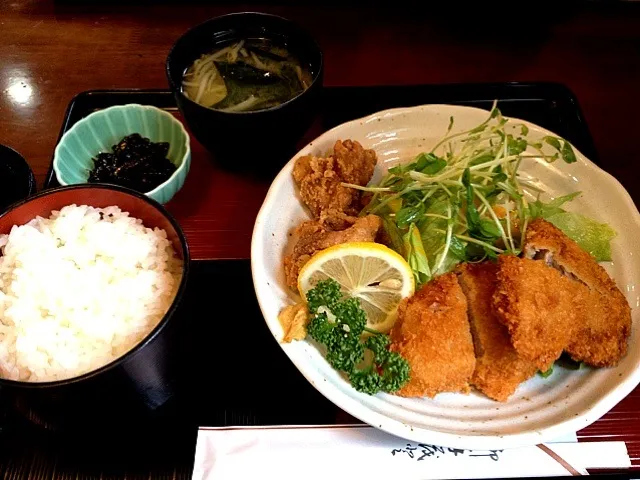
[306,279,410,395]
[353,101,614,286]
[528,192,582,219]
[543,136,577,163]
[539,367,554,378]
[540,354,583,379]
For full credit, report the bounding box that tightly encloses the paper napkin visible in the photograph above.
[192,425,630,480]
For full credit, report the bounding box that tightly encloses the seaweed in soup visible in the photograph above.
[181,39,312,112]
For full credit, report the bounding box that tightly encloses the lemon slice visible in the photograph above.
[297,242,415,333]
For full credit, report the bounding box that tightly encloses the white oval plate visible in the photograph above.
[251,104,640,449]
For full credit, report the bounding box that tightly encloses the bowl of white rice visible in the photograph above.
[0,184,189,428]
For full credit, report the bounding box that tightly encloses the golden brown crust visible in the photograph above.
[524,218,620,295]
[456,262,537,402]
[292,140,377,230]
[333,139,377,185]
[283,215,382,288]
[566,290,631,367]
[492,255,586,372]
[524,219,631,367]
[390,273,475,398]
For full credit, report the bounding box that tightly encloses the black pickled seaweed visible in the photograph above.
[88,134,176,193]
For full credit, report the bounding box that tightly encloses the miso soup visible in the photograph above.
[181,39,313,113]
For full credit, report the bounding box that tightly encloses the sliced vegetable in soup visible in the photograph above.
[181,39,312,112]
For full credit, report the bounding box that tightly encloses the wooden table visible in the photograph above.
[1,0,640,476]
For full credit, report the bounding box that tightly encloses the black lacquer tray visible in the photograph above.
[1,82,617,480]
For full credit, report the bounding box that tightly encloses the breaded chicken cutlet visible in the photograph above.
[293,139,377,230]
[457,263,538,402]
[493,219,631,371]
[283,215,382,288]
[492,255,585,372]
[390,273,475,398]
[523,218,631,367]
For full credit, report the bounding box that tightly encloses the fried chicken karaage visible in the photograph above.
[457,262,537,402]
[390,273,475,398]
[285,139,380,288]
[292,139,377,230]
[283,215,382,288]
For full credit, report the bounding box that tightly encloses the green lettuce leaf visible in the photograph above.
[528,192,582,219]
[546,212,617,262]
[403,223,431,286]
[382,217,405,258]
[528,191,615,261]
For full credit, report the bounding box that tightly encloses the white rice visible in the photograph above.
[0,204,183,382]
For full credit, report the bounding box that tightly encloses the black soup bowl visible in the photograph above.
[166,12,324,172]
[0,184,190,431]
